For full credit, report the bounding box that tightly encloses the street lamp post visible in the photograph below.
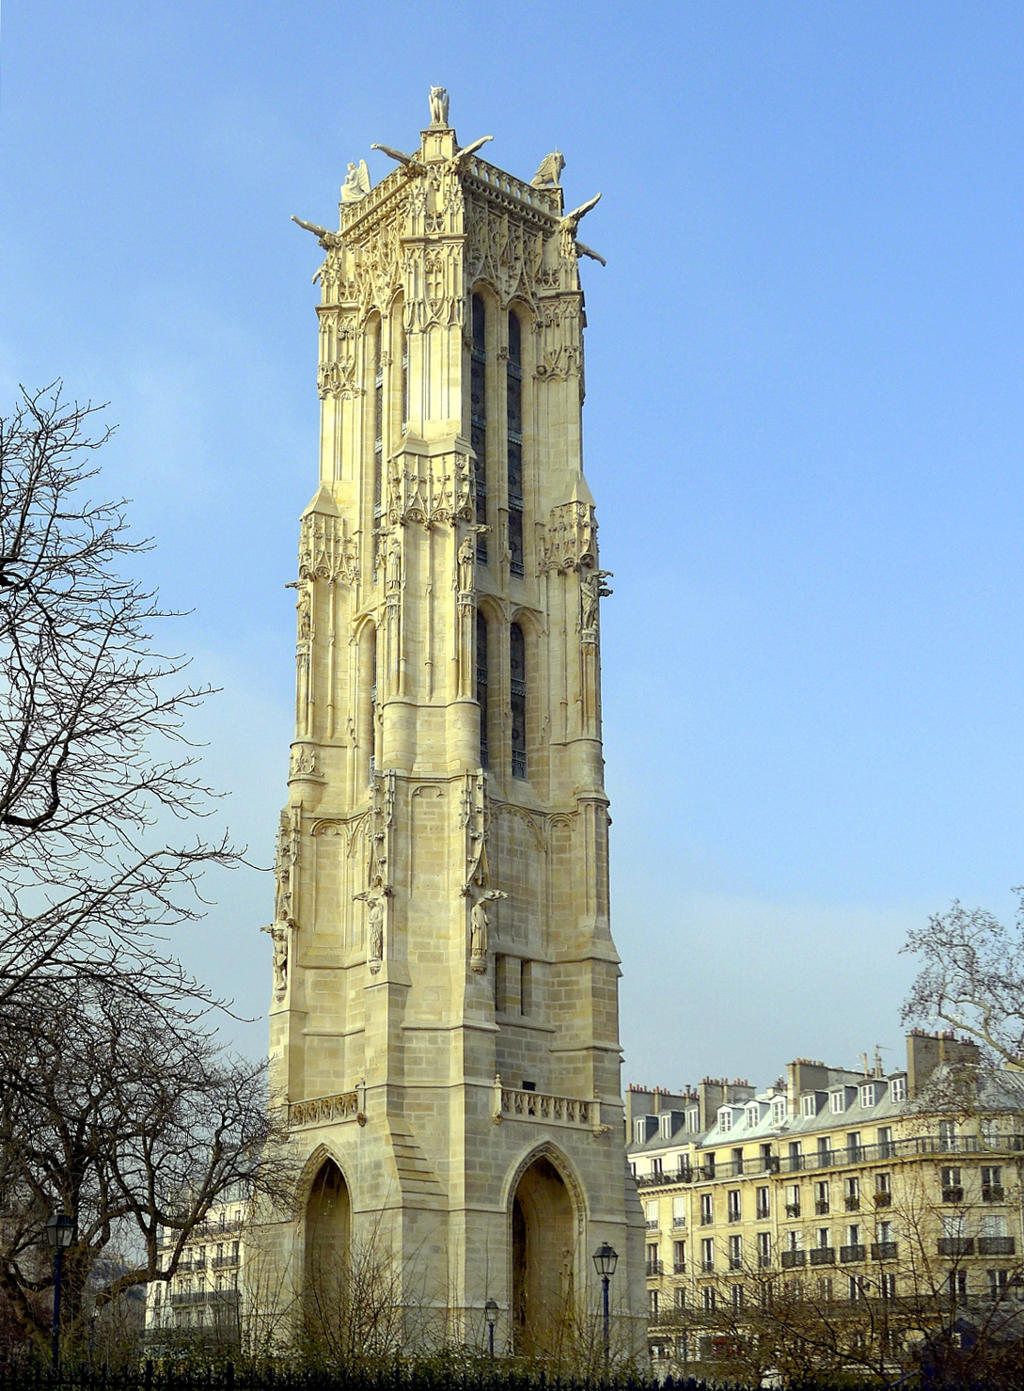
[45,1212,75,1373]
[592,1242,618,1368]
[484,1298,498,1357]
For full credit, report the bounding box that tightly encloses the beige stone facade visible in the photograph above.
[255,91,643,1357]
[626,1032,1024,1378]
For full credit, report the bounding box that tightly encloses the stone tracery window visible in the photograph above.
[471,295,488,563]
[476,609,489,769]
[510,621,526,779]
[507,310,524,577]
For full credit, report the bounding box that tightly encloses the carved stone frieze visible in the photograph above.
[533,296,583,380]
[317,310,361,399]
[298,510,358,585]
[464,196,545,306]
[384,452,472,527]
[541,500,597,573]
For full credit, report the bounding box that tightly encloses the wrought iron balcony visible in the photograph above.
[840,1244,866,1264]
[845,1196,861,1211]
[809,1247,836,1266]
[983,1186,1005,1202]
[941,1187,964,1204]
[646,1260,664,1277]
[871,1242,898,1261]
[937,1237,974,1256]
[978,1236,1015,1255]
[815,1200,830,1215]
[780,1250,806,1268]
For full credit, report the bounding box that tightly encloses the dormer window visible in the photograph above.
[801,1094,817,1119]
[830,1091,846,1114]
[859,1083,876,1108]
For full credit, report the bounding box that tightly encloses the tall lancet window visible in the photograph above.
[401,329,409,433]
[510,622,526,779]
[507,310,524,577]
[470,294,488,564]
[476,610,489,769]
[372,318,383,521]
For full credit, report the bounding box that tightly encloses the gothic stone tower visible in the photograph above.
[263,89,643,1355]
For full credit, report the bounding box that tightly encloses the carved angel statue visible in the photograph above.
[532,150,565,188]
[341,159,371,205]
[290,214,343,250]
[581,568,613,631]
[429,85,450,126]
[470,888,507,967]
[261,922,289,999]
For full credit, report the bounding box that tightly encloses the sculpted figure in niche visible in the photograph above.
[386,537,402,590]
[341,160,371,205]
[532,150,565,188]
[262,922,289,999]
[581,569,613,631]
[457,533,475,593]
[355,887,386,969]
[429,86,449,127]
[470,888,507,970]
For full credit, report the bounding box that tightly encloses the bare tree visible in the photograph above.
[0,974,292,1359]
[903,893,1024,1076]
[0,382,238,1006]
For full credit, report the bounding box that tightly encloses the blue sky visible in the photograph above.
[3,2,1023,1087]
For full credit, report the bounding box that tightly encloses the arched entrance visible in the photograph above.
[304,1158,351,1344]
[510,1154,577,1356]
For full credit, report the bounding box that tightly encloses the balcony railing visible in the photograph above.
[815,1200,830,1215]
[785,1203,801,1218]
[874,1192,892,1207]
[809,1247,836,1266]
[978,1236,1015,1255]
[840,1244,867,1264]
[211,1256,237,1269]
[645,1261,664,1277]
[758,1252,772,1268]
[289,1090,361,1129]
[673,1261,686,1274]
[780,1250,806,1269]
[941,1187,964,1204]
[983,1186,1005,1202]
[937,1238,974,1256]
[755,1207,770,1220]
[871,1242,898,1261]
[845,1196,861,1211]
[498,1086,596,1129]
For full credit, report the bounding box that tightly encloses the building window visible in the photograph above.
[846,1131,862,1163]
[701,1238,714,1272]
[880,1271,896,1300]
[648,1288,659,1317]
[719,1108,732,1132]
[877,1125,894,1158]
[731,1283,744,1312]
[801,1094,816,1118]
[982,1165,1004,1201]
[506,311,524,577]
[772,1097,786,1125]
[673,1239,686,1273]
[672,1196,687,1227]
[746,1104,760,1127]
[941,1166,963,1203]
[859,1083,876,1108]
[729,1234,742,1270]
[702,1286,716,1313]
[788,1140,803,1170]
[848,1275,862,1303]
[755,1186,770,1220]
[645,1200,659,1230]
[510,622,526,778]
[470,295,488,562]
[988,1268,1009,1299]
[875,1172,892,1204]
[815,1181,830,1214]
[659,1113,673,1140]
[939,1119,957,1150]
[785,1184,801,1218]
[830,1091,846,1114]
[476,610,489,767]
[727,1190,741,1222]
[688,1109,700,1132]
[652,1157,663,1177]
[818,1136,832,1166]
[674,1286,686,1310]
[757,1231,771,1268]
[890,1075,907,1102]
[700,1193,713,1225]
[845,1176,860,1210]
[948,1268,967,1299]
[704,1152,716,1179]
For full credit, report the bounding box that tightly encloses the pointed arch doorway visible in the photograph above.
[304,1158,351,1341]
[510,1153,577,1356]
